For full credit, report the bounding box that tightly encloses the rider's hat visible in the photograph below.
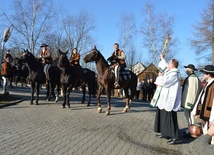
[40,43,48,47]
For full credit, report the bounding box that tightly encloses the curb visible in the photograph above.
[0,98,26,108]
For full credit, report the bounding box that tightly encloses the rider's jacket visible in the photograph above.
[39,49,52,64]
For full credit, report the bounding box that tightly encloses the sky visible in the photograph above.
[0,0,209,75]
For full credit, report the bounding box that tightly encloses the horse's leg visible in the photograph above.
[30,82,35,105]
[87,91,91,107]
[81,83,86,104]
[87,83,93,106]
[46,81,50,100]
[15,77,18,86]
[55,83,60,103]
[122,88,130,112]
[21,78,24,87]
[105,86,111,115]
[61,86,66,108]
[24,78,28,88]
[35,83,40,105]
[96,85,103,113]
[66,85,72,108]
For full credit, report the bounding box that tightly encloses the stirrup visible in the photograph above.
[114,82,120,88]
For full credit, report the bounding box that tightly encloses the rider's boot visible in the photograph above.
[114,77,120,88]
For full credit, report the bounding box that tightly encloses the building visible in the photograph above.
[113,62,159,98]
[137,63,159,81]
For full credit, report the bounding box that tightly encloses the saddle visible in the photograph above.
[110,66,131,81]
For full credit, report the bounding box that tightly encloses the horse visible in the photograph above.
[83,46,137,115]
[57,49,97,108]
[45,58,61,102]
[12,57,29,88]
[57,49,78,108]
[81,68,97,106]
[19,50,46,105]
[35,56,61,102]
[19,49,61,104]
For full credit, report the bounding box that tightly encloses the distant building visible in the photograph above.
[137,63,159,81]
[130,62,146,76]
[130,62,159,80]
[113,62,159,98]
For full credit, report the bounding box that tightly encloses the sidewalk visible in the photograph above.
[0,86,201,155]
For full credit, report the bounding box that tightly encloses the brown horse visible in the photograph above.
[83,46,137,115]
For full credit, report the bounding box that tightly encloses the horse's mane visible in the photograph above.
[96,50,109,67]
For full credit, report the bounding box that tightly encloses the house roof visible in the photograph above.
[130,62,146,76]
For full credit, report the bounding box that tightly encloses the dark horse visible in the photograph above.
[45,58,61,102]
[57,49,97,108]
[19,50,46,104]
[81,68,97,106]
[83,46,137,115]
[20,49,61,104]
[36,57,61,102]
[12,57,29,87]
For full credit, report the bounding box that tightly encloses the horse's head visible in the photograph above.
[57,49,69,68]
[83,46,100,63]
[13,57,22,66]
[19,49,34,63]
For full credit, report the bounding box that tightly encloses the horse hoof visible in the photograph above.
[105,111,110,115]
[122,108,129,112]
[97,108,102,113]
[55,97,58,103]
[122,109,127,113]
[61,106,65,108]
[46,99,50,101]
[87,104,90,106]
[30,102,33,105]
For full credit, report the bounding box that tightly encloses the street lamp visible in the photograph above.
[0,24,13,73]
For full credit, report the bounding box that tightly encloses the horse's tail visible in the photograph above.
[91,72,97,98]
[129,71,137,99]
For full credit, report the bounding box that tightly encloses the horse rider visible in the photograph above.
[1,56,13,94]
[39,43,53,80]
[69,48,83,84]
[108,43,126,88]
[4,50,13,61]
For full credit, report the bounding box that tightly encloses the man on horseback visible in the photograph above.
[4,50,13,61]
[69,48,80,66]
[39,43,53,80]
[108,43,126,88]
[69,48,84,85]
[1,56,13,94]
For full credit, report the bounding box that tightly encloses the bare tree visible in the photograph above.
[0,0,55,55]
[118,13,138,68]
[43,26,68,58]
[190,0,214,65]
[139,3,179,65]
[62,10,96,54]
[61,10,96,70]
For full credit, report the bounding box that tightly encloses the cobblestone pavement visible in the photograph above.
[0,86,199,155]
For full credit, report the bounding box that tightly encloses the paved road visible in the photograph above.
[0,86,200,155]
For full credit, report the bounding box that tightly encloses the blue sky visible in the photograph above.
[0,0,209,73]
